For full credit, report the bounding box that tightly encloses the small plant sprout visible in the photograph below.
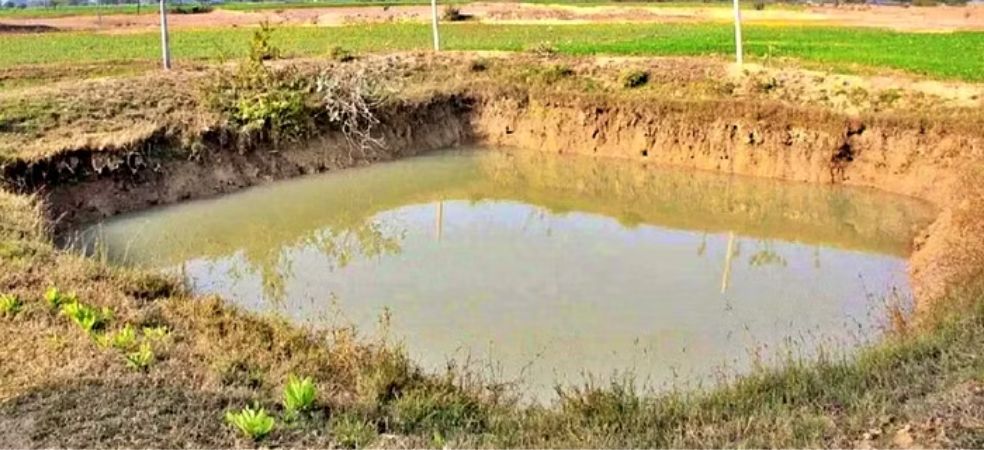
[283,374,317,416]
[125,342,155,370]
[60,301,112,334]
[142,325,169,341]
[0,294,22,318]
[225,404,276,441]
[107,324,137,350]
[44,287,75,310]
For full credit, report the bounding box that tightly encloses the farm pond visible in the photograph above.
[71,148,937,399]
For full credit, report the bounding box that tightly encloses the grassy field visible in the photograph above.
[1,23,982,81]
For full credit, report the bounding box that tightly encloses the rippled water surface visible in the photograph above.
[75,149,936,398]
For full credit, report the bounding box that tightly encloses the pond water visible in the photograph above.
[73,148,936,399]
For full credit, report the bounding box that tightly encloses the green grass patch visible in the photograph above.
[0,23,981,81]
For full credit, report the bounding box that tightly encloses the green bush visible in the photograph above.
[203,26,313,147]
[226,405,276,441]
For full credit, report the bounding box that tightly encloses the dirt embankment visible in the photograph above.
[470,94,984,308]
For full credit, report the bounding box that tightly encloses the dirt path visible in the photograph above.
[1,2,982,33]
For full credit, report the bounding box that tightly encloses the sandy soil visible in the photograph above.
[1,2,983,33]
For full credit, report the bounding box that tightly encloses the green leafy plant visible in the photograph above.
[103,324,137,350]
[0,294,22,318]
[60,301,111,334]
[203,28,311,148]
[225,404,276,441]
[283,374,317,415]
[125,342,155,370]
[142,325,169,341]
[44,287,74,310]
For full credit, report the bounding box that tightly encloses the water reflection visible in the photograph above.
[74,148,936,399]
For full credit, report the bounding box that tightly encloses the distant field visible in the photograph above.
[1,23,982,81]
[0,0,790,18]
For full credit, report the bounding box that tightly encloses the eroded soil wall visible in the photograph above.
[470,95,984,307]
[16,92,984,311]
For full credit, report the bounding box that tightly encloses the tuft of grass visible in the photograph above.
[0,293,22,318]
[620,69,650,88]
[526,41,559,57]
[225,404,276,441]
[330,413,378,449]
[283,374,318,416]
[124,342,155,371]
[142,325,169,341]
[99,323,137,350]
[390,385,490,436]
[442,4,466,22]
[328,45,355,62]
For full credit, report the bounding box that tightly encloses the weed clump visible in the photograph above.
[204,25,385,151]
[283,374,317,416]
[98,323,137,350]
[442,4,466,21]
[125,342,155,371]
[621,69,650,89]
[226,404,276,441]
[328,46,356,63]
[527,41,559,57]
[0,293,21,318]
[203,25,312,148]
[330,413,378,448]
[60,300,112,334]
[44,287,74,310]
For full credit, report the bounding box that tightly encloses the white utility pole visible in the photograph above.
[159,0,172,70]
[430,0,440,51]
[732,0,743,66]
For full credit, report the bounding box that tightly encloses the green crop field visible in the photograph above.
[1,23,982,81]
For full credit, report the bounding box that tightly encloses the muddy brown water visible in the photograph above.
[71,148,937,400]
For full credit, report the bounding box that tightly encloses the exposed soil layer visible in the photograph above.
[13,82,982,313]
[39,94,473,228]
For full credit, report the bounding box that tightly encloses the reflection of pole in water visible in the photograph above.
[435,201,444,242]
[721,231,736,294]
